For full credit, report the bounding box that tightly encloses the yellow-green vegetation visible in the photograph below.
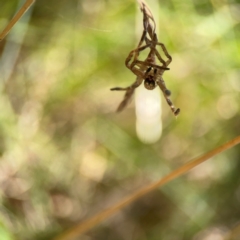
[0,0,240,239]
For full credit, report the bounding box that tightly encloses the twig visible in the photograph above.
[0,0,35,41]
[54,135,240,240]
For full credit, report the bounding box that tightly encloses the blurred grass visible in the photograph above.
[0,0,240,239]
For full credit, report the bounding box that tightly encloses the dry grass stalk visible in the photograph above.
[0,0,35,41]
[54,135,240,240]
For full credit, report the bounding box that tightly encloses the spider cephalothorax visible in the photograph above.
[144,75,156,90]
[144,67,156,90]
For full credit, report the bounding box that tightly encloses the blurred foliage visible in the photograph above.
[0,0,240,239]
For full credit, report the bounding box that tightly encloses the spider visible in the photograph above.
[111,3,180,116]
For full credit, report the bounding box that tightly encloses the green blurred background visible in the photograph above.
[0,0,240,239]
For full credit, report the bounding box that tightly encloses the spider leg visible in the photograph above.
[157,77,180,116]
[128,8,153,62]
[155,73,171,96]
[153,68,171,96]
[125,44,151,70]
[137,30,147,49]
[131,10,152,60]
[110,76,143,92]
[135,60,169,71]
[141,3,156,38]
[135,3,156,48]
[156,42,172,66]
[111,76,144,112]
[144,35,168,68]
[125,15,158,74]
[152,48,167,67]
[153,33,172,66]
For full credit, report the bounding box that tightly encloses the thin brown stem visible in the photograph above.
[53,135,240,240]
[0,0,35,41]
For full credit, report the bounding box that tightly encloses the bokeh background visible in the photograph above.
[0,0,240,239]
